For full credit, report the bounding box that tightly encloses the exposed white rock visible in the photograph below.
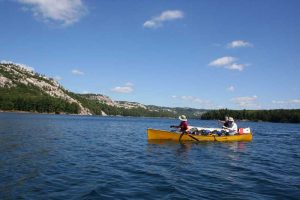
[0,62,150,115]
[24,78,91,115]
[88,94,117,106]
[0,75,14,88]
[115,101,147,109]
[87,94,147,109]
[0,60,35,72]
[0,63,92,115]
[101,110,107,116]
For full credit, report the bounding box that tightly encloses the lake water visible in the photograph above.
[0,113,299,199]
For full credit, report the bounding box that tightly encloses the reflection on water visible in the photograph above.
[1,113,300,199]
[176,143,193,156]
[225,142,246,152]
[148,139,247,152]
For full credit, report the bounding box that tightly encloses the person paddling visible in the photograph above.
[219,116,229,128]
[223,117,238,135]
[170,115,189,133]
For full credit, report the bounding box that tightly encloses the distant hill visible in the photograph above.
[0,62,206,118]
[1,62,299,123]
[0,62,90,115]
[201,109,300,123]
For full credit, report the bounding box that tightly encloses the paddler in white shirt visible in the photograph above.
[223,117,238,135]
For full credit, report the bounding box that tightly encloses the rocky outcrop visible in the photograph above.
[0,61,206,118]
[0,61,148,115]
[87,94,116,106]
[0,62,92,115]
[0,75,14,88]
[115,101,147,109]
[86,94,147,109]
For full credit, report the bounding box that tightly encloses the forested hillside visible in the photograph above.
[0,63,81,114]
[0,62,205,118]
[201,109,300,123]
[2,62,299,123]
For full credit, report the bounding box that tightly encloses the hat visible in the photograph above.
[228,117,234,122]
[179,115,187,121]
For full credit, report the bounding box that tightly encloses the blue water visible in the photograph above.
[0,113,299,199]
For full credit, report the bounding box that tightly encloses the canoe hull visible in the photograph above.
[147,128,252,142]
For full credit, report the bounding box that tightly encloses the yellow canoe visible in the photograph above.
[147,128,252,142]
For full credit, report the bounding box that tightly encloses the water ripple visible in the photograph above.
[0,113,300,199]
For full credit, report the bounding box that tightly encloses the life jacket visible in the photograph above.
[180,121,188,131]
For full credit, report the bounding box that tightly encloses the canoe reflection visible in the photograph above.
[148,140,247,153]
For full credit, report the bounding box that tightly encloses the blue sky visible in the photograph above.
[1,0,300,109]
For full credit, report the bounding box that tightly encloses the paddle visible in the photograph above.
[179,132,184,142]
[171,125,200,142]
[179,131,200,142]
[186,133,200,142]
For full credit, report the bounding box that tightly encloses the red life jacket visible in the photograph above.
[180,121,188,131]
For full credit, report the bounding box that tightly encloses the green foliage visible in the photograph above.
[0,63,79,114]
[67,93,180,118]
[0,63,209,118]
[201,109,300,123]
[3,63,298,123]
[0,86,79,114]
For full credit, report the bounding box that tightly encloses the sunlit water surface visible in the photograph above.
[0,113,299,199]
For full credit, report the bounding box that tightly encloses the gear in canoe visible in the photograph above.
[148,116,253,142]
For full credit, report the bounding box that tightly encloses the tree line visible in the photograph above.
[69,93,179,118]
[201,109,300,123]
[0,63,198,117]
[0,86,79,114]
[2,84,300,123]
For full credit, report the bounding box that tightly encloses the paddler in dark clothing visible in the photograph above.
[219,116,229,128]
[170,115,189,133]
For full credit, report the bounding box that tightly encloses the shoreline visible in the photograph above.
[1,110,299,124]
[0,110,176,119]
[0,110,82,116]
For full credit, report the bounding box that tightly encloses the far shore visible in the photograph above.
[0,110,76,116]
[0,110,175,119]
[1,110,299,124]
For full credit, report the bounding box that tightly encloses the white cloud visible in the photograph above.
[227,40,253,48]
[209,56,237,66]
[18,0,87,26]
[231,95,260,108]
[291,99,300,103]
[111,86,133,94]
[0,60,34,71]
[143,10,184,29]
[173,95,211,105]
[227,86,235,92]
[111,83,134,94]
[225,63,245,71]
[209,56,246,71]
[71,69,84,75]
[173,95,226,109]
[272,99,300,104]
[271,99,300,108]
